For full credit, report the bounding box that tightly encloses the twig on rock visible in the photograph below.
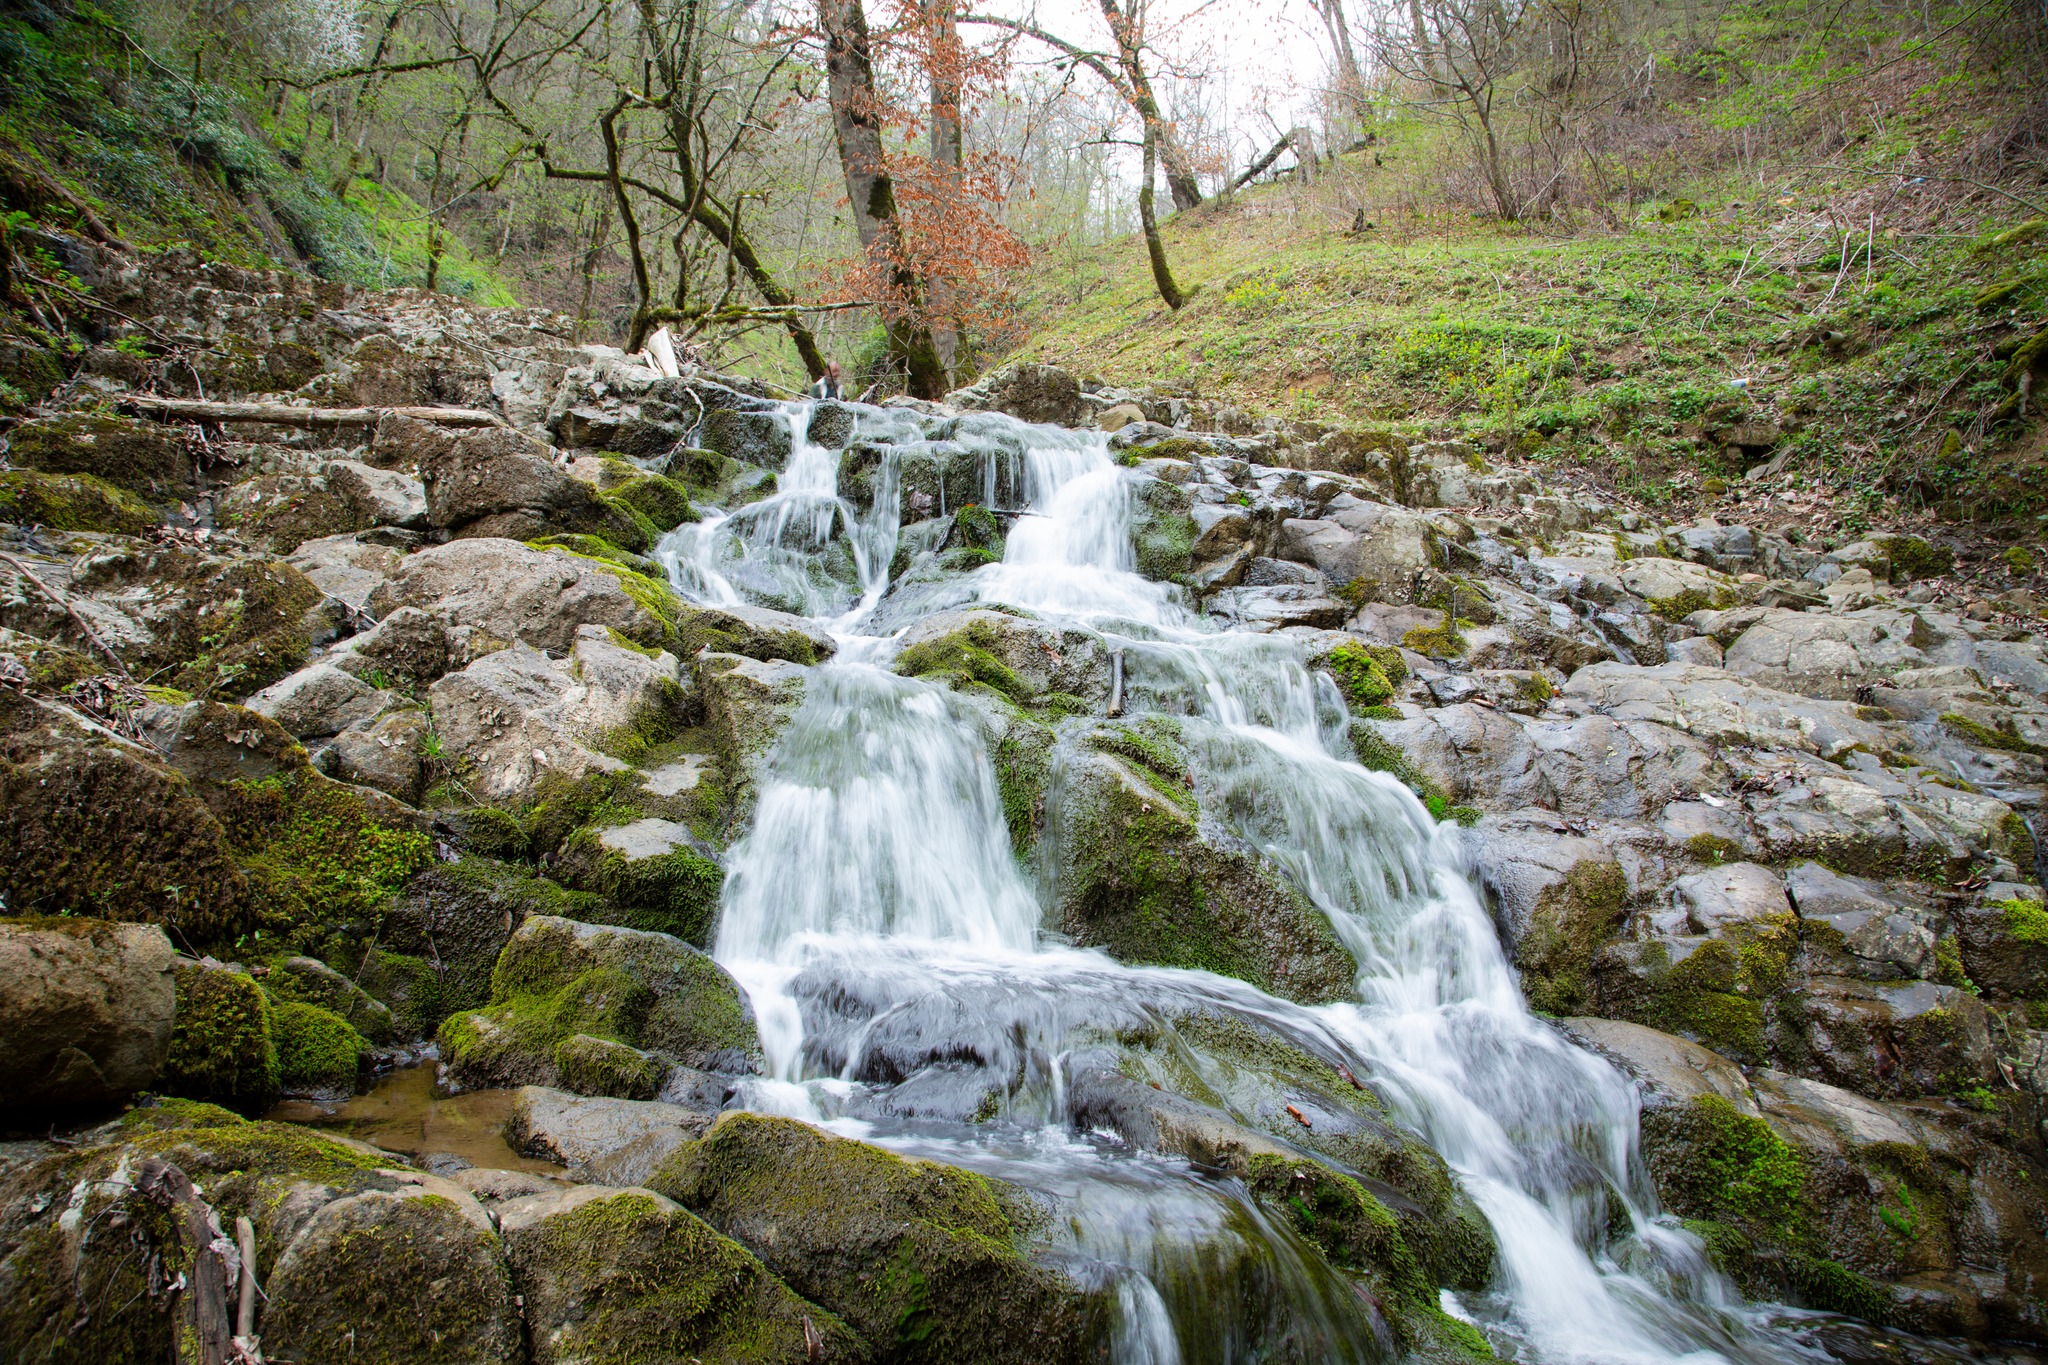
[0,549,129,675]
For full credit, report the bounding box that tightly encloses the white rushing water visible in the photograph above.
[657,401,1841,1365]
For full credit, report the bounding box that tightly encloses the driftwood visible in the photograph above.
[117,395,502,430]
[133,1156,249,1365]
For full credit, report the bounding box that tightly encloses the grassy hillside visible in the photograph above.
[1008,132,2048,527]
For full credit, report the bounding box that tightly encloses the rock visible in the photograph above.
[323,458,429,529]
[288,533,405,613]
[1952,896,2048,999]
[271,1000,370,1097]
[428,628,682,801]
[1614,557,1742,618]
[4,413,192,493]
[366,538,676,658]
[946,362,1084,426]
[263,1172,524,1365]
[244,661,397,739]
[1128,472,1197,580]
[1468,818,1633,1014]
[1720,607,1941,699]
[1097,401,1146,431]
[1274,497,1437,602]
[1204,582,1351,630]
[263,955,396,1043]
[893,609,1108,705]
[700,651,808,810]
[1670,862,1791,934]
[506,1084,716,1184]
[553,816,724,947]
[1562,661,1900,761]
[1047,728,1357,1004]
[325,604,452,686]
[498,1182,861,1365]
[215,473,367,554]
[0,469,159,536]
[421,427,610,538]
[325,707,431,804]
[0,919,176,1119]
[439,914,762,1094]
[1783,863,1934,979]
[1582,1016,2048,1341]
[380,858,593,1033]
[675,600,837,665]
[651,1111,1110,1364]
[160,959,279,1113]
[698,406,792,469]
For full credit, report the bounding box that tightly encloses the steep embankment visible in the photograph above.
[1008,163,2048,526]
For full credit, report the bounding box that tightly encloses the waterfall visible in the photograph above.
[659,405,1837,1365]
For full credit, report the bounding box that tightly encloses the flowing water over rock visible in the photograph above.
[657,402,1848,1365]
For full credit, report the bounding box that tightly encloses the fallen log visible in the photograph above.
[117,395,502,429]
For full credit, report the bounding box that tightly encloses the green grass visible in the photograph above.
[1006,133,2048,519]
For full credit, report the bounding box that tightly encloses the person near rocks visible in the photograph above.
[808,361,842,400]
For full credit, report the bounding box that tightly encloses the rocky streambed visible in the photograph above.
[2,242,2047,1364]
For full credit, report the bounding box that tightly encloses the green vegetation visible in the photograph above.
[1323,641,1406,710]
[160,962,279,1113]
[271,1000,369,1094]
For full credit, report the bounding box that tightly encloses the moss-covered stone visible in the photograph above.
[439,915,762,1092]
[895,617,1033,702]
[1875,536,1954,582]
[1050,738,1357,1004]
[1940,712,2048,758]
[0,469,158,534]
[6,413,191,492]
[650,1111,1109,1364]
[608,471,697,532]
[552,1031,665,1100]
[1321,641,1403,709]
[1644,1096,1893,1323]
[500,1185,863,1365]
[222,768,433,955]
[261,955,396,1043]
[214,473,364,553]
[160,960,280,1113]
[1,693,254,939]
[525,533,665,580]
[1129,475,1197,581]
[1515,859,1628,1016]
[271,1000,369,1096]
[1592,918,1799,1065]
[556,827,725,947]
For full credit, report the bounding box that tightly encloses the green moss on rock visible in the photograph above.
[223,769,432,953]
[1517,860,1628,1016]
[271,1000,368,1096]
[0,470,158,534]
[1323,642,1400,709]
[650,1111,1108,1364]
[160,961,279,1114]
[6,413,190,493]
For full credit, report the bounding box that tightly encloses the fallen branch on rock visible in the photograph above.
[117,396,503,430]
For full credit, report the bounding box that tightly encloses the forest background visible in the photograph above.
[0,0,2042,518]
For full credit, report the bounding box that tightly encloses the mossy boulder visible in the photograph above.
[893,609,1108,710]
[5,413,191,493]
[499,1184,865,1365]
[271,1000,370,1097]
[160,959,280,1113]
[1128,473,1197,581]
[0,470,158,534]
[1047,726,1357,1003]
[1316,640,1407,710]
[608,471,697,532]
[214,473,366,553]
[262,955,396,1043]
[651,1111,1111,1364]
[2,691,254,940]
[439,915,762,1094]
[381,857,605,1032]
[0,1102,407,1364]
[261,1177,525,1365]
[554,818,725,947]
[1511,858,1628,1016]
[675,600,837,666]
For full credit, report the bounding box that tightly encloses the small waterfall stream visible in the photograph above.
[655,401,1839,1365]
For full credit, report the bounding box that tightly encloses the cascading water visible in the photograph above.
[656,401,1849,1365]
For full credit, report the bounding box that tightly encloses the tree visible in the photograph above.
[818,0,951,396]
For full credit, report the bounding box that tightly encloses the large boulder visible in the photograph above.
[421,427,612,539]
[0,919,176,1120]
[1274,496,1438,603]
[4,413,192,493]
[506,1085,717,1186]
[892,608,1109,706]
[428,627,684,801]
[1047,724,1357,1004]
[1717,606,1945,699]
[1567,1018,2048,1342]
[498,1183,862,1365]
[651,1111,1111,1364]
[945,363,1084,426]
[288,533,406,613]
[439,914,763,1094]
[368,539,678,660]
[324,457,429,530]
[1563,661,1903,761]
[244,661,399,739]
[0,1101,526,1364]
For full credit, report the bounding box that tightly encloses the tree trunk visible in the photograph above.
[1316,0,1371,121]
[819,0,950,398]
[926,0,964,384]
[1139,120,1186,311]
[1098,0,1203,212]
